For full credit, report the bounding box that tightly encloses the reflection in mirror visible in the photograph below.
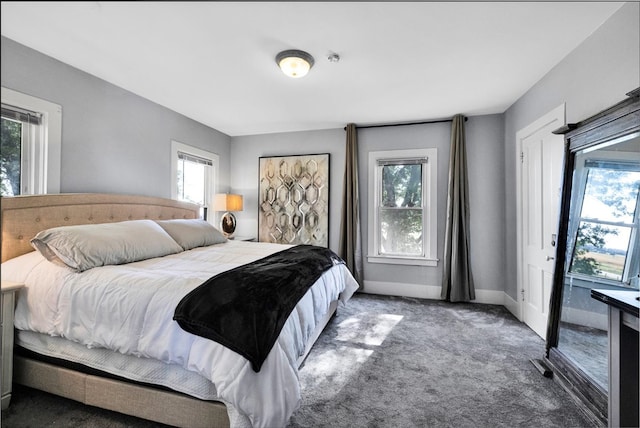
[557,132,640,391]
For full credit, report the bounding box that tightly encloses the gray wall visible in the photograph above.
[502,2,640,300]
[1,36,231,198]
[230,114,506,294]
[230,129,345,253]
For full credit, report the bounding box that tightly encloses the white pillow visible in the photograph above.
[155,219,227,250]
[30,220,184,272]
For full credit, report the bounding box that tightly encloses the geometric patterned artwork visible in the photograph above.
[258,153,329,247]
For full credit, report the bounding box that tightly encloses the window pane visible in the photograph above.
[569,221,632,281]
[381,164,422,208]
[177,158,207,206]
[581,167,640,223]
[0,117,22,196]
[379,208,423,256]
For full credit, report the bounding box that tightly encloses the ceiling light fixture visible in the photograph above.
[275,49,314,78]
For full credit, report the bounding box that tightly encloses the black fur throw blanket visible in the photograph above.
[174,244,345,372]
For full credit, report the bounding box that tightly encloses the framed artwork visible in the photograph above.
[258,153,330,246]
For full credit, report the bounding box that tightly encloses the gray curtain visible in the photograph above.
[339,123,364,287]
[441,115,475,302]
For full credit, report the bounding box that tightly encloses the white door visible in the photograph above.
[517,105,565,340]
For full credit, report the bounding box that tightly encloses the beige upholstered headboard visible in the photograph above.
[1,193,201,263]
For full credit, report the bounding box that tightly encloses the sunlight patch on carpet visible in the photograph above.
[335,313,403,346]
[299,346,373,399]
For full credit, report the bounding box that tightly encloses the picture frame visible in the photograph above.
[258,153,330,247]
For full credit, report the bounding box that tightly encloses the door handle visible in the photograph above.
[546,256,555,261]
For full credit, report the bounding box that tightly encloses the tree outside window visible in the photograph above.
[0,117,21,196]
[379,163,424,256]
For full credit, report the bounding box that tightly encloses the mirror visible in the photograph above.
[545,89,639,424]
[557,131,640,390]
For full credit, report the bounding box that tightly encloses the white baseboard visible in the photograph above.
[363,281,513,307]
[363,280,441,300]
[473,289,505,305]
[503,292,522,320]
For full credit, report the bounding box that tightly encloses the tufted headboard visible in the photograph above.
[1,193,202,263]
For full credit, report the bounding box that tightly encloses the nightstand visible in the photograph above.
[1,280,24,410]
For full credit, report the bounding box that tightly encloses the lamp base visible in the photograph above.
[220,212,237,239]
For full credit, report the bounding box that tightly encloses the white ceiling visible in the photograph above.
[0,1,624,136]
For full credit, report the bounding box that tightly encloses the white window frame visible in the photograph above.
[170,140,219,224]
[1,87,61,194]
[367,148,438,266]
[566,148,640,288]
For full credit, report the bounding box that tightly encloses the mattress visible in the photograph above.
[16,330,219,400]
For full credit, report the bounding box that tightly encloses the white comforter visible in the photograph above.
[1,241,359,428]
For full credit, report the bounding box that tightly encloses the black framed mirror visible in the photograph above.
[543,88,640,426]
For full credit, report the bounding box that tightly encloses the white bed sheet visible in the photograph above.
[1,241,359,428]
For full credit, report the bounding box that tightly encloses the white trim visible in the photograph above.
[473,289,507,306]
[503,292,521,320]
[515,104,565,326]
[367,255,438,267]
[367,148,437,266]
[1,87,62,194]
[364,280,441,300]
[363,280,509,306]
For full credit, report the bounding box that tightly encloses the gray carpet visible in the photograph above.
[1,293,594,428]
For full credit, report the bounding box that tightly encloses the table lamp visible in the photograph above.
[214,193,243,239]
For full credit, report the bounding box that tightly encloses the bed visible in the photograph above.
[0,193,359,428]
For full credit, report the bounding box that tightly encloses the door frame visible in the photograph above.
[515,103,565,323]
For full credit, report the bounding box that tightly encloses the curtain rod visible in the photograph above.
[344,116,467,131]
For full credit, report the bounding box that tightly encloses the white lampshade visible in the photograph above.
[276,50,314,78]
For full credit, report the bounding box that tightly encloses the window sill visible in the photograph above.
[367,255,438,267]
[565,273,638,290]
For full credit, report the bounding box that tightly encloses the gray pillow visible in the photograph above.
[155,219,227,250]
[31,219,184,272]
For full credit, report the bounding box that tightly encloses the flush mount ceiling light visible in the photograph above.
[275,49,314,78]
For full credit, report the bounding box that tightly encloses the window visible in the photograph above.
[171,140,218,222]
[568,153,640,288]
[368,148,437,266]
[1,87,61,195]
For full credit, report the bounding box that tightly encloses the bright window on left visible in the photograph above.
[176,151,212,206]
[0,107,29,195]
[171,140,219,222]
[1,87,61,196]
